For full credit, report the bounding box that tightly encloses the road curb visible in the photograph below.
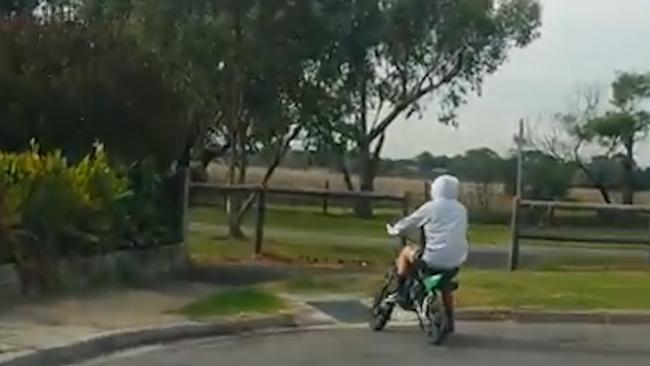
[456,308,650,324]
[0,315,297,366]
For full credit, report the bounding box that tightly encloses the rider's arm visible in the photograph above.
[392,201,434,235]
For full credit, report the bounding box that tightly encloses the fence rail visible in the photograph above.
[509,198,650,270]
[189,183,411,256]
[519,199,650,213]
[190,183,407,202]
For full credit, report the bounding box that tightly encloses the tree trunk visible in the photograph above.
[622,139,635,205]
[334,147,355,191]
[577,163,612,204]
[230,127,302,226]
[340,162,355,192]
[353,71,374,218]
[226,6,246,239]
[354,168,375,219]
[226,129,246,239]
[353,131,385,219]
[354,142,375,219]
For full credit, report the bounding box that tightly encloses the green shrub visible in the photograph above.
[0,141,134,292]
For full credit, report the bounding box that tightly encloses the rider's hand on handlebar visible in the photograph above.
[385,223,399,236]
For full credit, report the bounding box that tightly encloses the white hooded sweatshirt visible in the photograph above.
[392,175,469,269]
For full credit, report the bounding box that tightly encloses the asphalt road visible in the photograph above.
[80,323,650,366]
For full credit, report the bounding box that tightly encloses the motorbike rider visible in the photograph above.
[385,174,469,332]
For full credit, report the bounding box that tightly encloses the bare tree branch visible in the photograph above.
[367,50,464,141]
[236,125,303,218]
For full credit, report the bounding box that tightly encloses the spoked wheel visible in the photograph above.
[424,293,449,345]
[369,267,398,331]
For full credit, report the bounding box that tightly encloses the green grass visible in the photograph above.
[269,270,650,311]
[470,224,509,246]
[188,222,646,271]
[533,253,650,272]
[459,270,650,310]
[190,206,396,237]
[189,206,509,246]
[181,288,285,318]
[189,229,393,267]
[271,274,384,295]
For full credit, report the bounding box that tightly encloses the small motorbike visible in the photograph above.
[368,235,458,345]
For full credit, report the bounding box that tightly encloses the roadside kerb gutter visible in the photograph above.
[456,308,650,324]
[0,315,296,366]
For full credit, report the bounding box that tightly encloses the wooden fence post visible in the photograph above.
[254,187,266,258]
[401,192,411,247]
[322,180,330,215]
[509,197,521,271]
[647,218,650,265]
[180,166,190,242]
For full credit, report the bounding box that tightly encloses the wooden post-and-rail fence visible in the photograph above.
[189,183,410,257]
[509,198,650,271]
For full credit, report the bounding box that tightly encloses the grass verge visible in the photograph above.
[181,287,285,318]
[459,270,650,310]
[270,270,650,311]
[189,229,394,267]
[189,206,509,246]
[269,274,384,295]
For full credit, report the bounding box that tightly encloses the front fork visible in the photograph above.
[414,292,434,331]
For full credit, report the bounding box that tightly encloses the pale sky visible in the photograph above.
[383,0,650,166]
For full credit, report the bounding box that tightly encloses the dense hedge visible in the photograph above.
[0,19,188,166]
[0,142,183,266]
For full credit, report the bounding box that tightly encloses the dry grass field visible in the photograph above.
[206,164,650,210]
[207,164,512,210]
[570,187,650,205]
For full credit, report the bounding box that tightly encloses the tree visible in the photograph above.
[523,151,575,200]
[415,152,436,176]
[449,148,503,210]
[1,0,79,21]
[0,19,187,166]
[316,0,541,218]
[536,86,615,203]
[84,0,350,237]
[502,150,574,201]
[582,155,624,190]
[0,0,38,16]
[634,167,650,191]
[584,72,650,204]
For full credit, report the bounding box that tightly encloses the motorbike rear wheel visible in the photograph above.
[424,292,449,345]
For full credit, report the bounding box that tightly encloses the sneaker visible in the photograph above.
[384,292,399,304]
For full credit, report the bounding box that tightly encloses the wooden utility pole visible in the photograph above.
[516,119,524,199]
[509,119,525,271]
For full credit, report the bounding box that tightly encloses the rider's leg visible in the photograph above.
[395,246,417,299]
[441,290,455,333]
[396,246,415,276]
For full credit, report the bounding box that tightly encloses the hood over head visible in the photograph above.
[430,175,460,201]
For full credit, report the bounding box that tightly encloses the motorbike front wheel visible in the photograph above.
[369,268,398,331]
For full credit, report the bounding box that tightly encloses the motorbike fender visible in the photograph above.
[423,274,443,293]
